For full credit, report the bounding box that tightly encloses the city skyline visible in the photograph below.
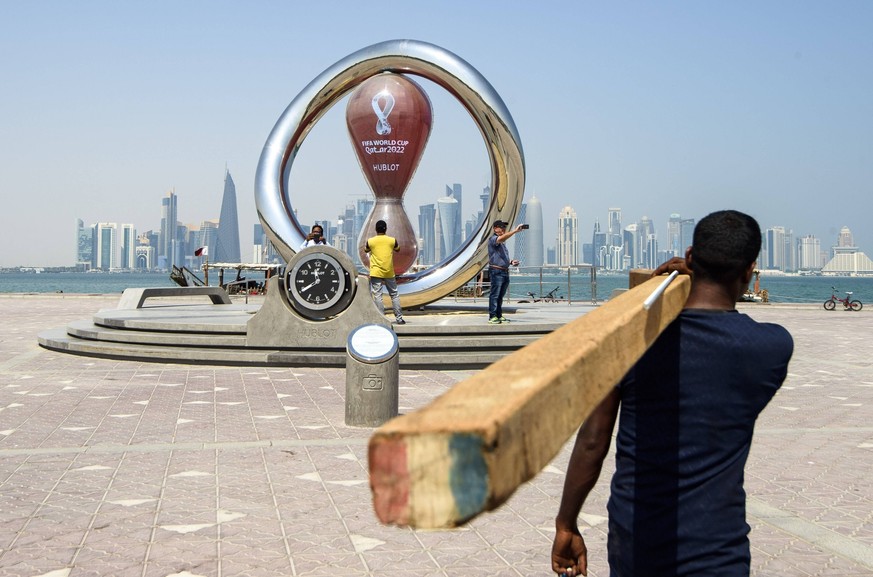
[67,178,866,274]
[2,3,871,267]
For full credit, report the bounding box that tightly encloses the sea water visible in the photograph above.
[1,270,871,305]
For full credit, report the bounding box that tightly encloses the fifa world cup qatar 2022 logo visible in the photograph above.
[346,73,432,276]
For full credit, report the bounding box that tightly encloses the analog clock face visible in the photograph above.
[285,251,352,319]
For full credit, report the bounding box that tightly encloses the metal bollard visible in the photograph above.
[345,324,399,427]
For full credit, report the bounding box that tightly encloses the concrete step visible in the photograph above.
[38,298,595,369]
[39,328,516,369]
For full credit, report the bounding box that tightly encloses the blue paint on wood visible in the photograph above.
[448,434,488,520]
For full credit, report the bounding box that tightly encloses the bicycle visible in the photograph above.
[524,291,541,303]
[543,286,563,303]
[823,287,862,311]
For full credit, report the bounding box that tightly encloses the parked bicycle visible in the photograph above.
[824,287,862,311]
[524,291,541,303]
[520,287,563,303]
[543,286,563,303]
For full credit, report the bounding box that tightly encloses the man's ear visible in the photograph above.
[684,246,693,269]
[741,262,756,285]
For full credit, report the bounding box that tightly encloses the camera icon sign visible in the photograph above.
[363,374,384,391]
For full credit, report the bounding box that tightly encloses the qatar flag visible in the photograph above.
[194,246,208,257]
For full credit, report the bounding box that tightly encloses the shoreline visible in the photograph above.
[0,291,846,310]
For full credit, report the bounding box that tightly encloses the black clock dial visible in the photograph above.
[294,258,341,304]
[285,250,353,320]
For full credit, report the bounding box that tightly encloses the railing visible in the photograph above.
[450,265,600,305]
[223,278,263,304]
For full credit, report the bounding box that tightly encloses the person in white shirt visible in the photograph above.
[300,224,329,249]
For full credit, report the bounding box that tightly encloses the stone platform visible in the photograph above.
[3,294,873,576]
[37,292,597,369]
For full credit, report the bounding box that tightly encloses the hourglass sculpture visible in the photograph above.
[346,73,433,276]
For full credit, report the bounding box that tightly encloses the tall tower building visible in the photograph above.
[95,223,118,271]
[512,204,528,263]
[838,226,855,248]
[479,186,490,219]
[446,183,462,231]
[198,220,219,260]
[667,213,682,258]
[645,234,659,269]
[783,228,796,272]
[526,195,544,267]
[437,195,460,257]
[638,216,655,268]
[557,206,578,266]
[355,198,374,239]
[120,224,136,270]
[76,219,93,271]
[592,219,606,268]
[680,218,695,255]
[765,226,787,271]
[418,204,436,266]
[623,224,638,270]
[214,170,241,263]
[798,235,822,270]
[607,208,622,248]
[160,190,178,270]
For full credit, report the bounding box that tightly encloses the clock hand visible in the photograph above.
[300,278,320,293]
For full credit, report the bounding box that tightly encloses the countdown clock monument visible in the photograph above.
[246,39,525,348]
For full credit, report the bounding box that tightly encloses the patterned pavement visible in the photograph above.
[0,294,871,576]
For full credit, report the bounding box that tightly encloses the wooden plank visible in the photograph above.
[368,273,690,528]
[628,268,655,289]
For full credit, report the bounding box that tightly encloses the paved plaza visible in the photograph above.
[1,294,872,576]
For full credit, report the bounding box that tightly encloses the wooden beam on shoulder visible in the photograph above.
[368,273,690,528]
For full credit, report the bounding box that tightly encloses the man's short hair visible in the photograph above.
[691,210,761,282]
[375,220,387,234]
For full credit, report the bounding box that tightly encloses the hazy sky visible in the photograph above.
[2,1,871,268]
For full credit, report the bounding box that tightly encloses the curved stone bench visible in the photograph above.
[116,287,232,309]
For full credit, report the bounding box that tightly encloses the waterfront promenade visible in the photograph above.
[1,294,872,576]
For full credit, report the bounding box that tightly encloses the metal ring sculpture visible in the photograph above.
[255,39,525,308]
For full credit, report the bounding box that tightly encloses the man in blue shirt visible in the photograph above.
[487,220,526,324]
[551,210,793,576]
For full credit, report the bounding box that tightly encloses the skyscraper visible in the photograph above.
[667,213,682,257]
[638,216,655,268]
[120,224,136,270]
[437,195,460,257]
[765,226,787,271]
[680,218,695,255]
[76,219,93,271]
[557,206,578,266]
[838,226,855,248]
[645,234,659,269]
[446,183,462,231]
[592,219,606,268]
[214,170,241,263]
[607,208,622,249]
[526,195,544,267]
[160,190,178,270]
[798,235,822,270]
[479,185,490,220]
[606,208,623,271]
[418,204,436,265]
[198,220,219,260]
[623,224,638,270]
[95,223,118,271]
[512,203,528,263]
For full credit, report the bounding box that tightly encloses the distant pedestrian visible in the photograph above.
[365,220,405,325]
[487,220,526,324]
[300,224,329,249]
